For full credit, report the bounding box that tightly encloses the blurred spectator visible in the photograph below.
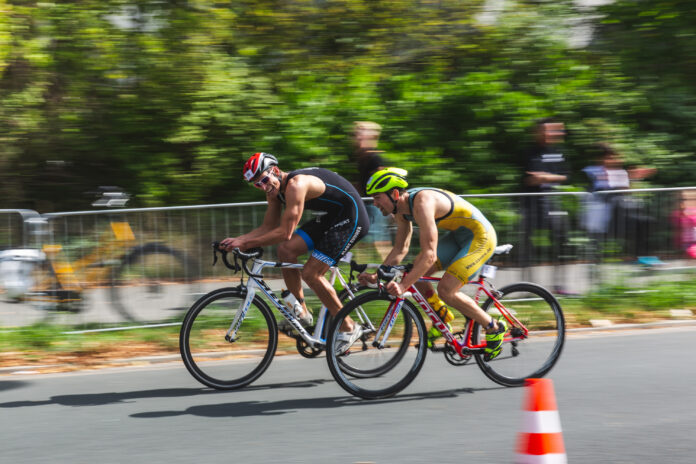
[519,118,571,294]
[350,121,392,260]
[670,190,696,259]
[582,142,656,255]
[353,121,385,194]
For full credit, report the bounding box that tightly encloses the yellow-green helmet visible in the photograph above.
[365,167,408,195]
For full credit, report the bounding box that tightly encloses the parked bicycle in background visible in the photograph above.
[0,188,199,322]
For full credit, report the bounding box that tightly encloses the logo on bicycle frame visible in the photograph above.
[412,289,455,343]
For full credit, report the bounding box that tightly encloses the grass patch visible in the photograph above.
[560,278,696,326]
[0,322,182,364]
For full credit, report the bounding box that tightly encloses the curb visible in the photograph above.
[0,354,183,375]
[567,318,696,333]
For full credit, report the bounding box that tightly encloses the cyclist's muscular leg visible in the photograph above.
[277,235,310,316]
[437,272,494,329]
[301,257,355,331]
[413,263,440,299]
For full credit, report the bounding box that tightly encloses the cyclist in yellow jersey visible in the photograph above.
[358,168,506,360]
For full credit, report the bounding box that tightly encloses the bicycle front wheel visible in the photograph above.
[473,282,565,387]
[326,291,427,400]
[180,288,278,390]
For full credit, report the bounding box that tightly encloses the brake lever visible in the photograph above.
[233,253,241,273]
[212,242,220,266]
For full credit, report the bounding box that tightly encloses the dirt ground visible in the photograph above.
[0,337,303,374]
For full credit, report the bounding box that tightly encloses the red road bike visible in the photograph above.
[326,244,565,399]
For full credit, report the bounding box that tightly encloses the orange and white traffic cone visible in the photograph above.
[515,378,567,464]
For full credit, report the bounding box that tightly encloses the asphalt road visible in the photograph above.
[2,326,696,464]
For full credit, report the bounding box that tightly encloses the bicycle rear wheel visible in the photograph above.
[180,288,278,390]
[110,243,198,321]
[326,291,427,399]
[473,282,565,387]
[110,243,200,322]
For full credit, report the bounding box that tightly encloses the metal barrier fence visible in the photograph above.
[1,187,695,327]
[0,209,43,248]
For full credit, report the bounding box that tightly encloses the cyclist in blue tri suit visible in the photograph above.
[221,153,369,350]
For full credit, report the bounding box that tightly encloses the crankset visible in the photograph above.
[295,326,323,358]
[443,332,473,366]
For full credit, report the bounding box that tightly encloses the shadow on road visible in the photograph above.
[130,386,505,419]
[0,380,31,393]
[0,379,332,408]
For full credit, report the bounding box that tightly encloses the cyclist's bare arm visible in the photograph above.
[237,196,283,239]
[525,171,567,186]
[398,192,438,290]
[220,195,282,249]
[235,175,319,249]
[358,213,412,286]
[383,213,412,266]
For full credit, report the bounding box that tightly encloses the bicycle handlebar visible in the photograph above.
[211,242,238,271]
[233,247,264,260]
[211,242,264,274]
[212,242,381,284]
[377,263,413,282]
[350,260,367,273]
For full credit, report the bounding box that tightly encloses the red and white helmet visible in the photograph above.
[243,152,278,182]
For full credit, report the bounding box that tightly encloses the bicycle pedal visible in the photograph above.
[429,344,446,352]
[279,328,299,338]
[510,327,524,338]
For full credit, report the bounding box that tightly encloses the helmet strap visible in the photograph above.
[276,169,287,204]
[389,189,399,215]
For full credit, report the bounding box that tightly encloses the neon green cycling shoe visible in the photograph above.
[484,319,507,361]
[427,323,452,348]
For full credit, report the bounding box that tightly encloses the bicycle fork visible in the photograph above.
[225,288,256,342]
[372,298,404,349]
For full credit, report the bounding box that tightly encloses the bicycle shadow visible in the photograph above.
[0,380,31,393]
[0,379,331,409]
[131,385,505,419]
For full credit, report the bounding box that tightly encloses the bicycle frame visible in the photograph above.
[226,257,363,349]
[375,273,528,358]
[26,216,138,303]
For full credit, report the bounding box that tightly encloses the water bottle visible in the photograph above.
[426,293,455,324]
[281,289,302,315]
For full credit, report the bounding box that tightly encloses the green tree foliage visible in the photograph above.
[0,0,693,211]
[593,0,696,184]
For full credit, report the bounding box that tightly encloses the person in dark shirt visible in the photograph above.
[582,142,656,257]
[352,121,392,259]
[519,118,571,294]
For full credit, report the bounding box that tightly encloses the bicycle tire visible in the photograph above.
[473,282,565,387]
[334,285,398,378]
[180,287,278,390]
[109,242,200,322]
[326,291,427,399]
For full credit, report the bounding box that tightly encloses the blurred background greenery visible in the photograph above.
[1,0,694,212]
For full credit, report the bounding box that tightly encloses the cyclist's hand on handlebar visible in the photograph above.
[386,280,406,298]
[219,237,243,252]
[358,272,378,287]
